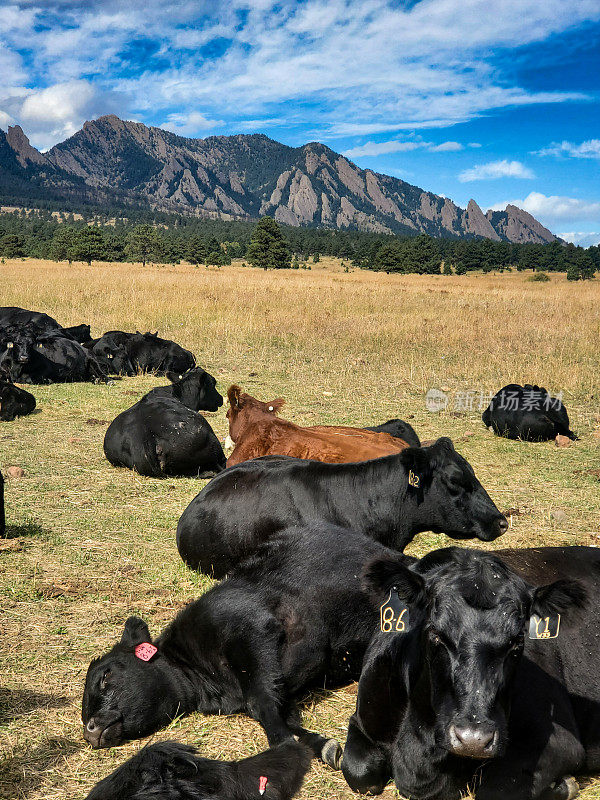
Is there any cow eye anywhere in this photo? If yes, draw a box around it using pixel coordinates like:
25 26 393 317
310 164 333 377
100 669 111 690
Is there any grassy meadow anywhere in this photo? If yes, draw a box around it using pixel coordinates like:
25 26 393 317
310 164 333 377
0 256 599 799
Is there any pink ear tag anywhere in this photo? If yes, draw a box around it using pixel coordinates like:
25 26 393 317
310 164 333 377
135 642 158 661
259 776 268 795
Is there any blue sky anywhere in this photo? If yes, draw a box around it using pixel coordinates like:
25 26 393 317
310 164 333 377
1 0 599 243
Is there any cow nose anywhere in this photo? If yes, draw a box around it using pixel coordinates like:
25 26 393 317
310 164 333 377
449 724 496 758
497 516 509 534
83 718 102 747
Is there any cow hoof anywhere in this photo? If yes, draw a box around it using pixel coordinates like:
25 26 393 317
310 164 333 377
321 738 343 770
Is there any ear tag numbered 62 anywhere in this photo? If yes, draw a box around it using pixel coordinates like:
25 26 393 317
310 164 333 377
380 589 409 634
528 614 560 640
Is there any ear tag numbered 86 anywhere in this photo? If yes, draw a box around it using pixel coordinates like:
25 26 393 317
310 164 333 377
380 589 409 634
528 614 560 640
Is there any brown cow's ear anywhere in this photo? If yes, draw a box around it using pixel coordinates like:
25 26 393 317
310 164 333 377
227 384 242 408
269 398 285 413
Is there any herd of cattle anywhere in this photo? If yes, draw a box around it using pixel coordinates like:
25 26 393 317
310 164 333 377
1 305 596 800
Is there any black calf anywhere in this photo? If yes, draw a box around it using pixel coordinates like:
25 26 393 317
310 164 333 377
342 545 598 800
86 739 311 800
0 376 36 421
82 525 389 766
103 368 225 477
482 384 577 441
177 437 508 577
365 419 421 447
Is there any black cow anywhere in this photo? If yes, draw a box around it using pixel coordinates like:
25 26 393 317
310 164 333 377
342 545 598 800
82 525 392 766
90 330 196 376
86 739 311 800
87 331 136 376
365 419 421 447
103 368 225 477
0 324 106 384
61 323 92 343
0 306 63 335
0 374 36 421
482 384 577 441
0 469 4 537
177 437 508 577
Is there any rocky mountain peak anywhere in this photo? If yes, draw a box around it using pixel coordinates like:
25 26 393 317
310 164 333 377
6 125 47 167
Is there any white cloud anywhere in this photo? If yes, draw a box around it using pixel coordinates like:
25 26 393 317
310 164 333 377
558 231 600 247
1 0 598 147
489 192 600 227
163 110 224 135
343 139 424 157
17 80 100 148
343 138 463 157
429 141 463 152
459 159 535 182
0 110 16 130
535 139 600 159
468 142 482 148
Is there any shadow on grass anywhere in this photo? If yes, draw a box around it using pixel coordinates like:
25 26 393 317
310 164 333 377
2 521 51 540
0 687 69 724
0 736 82 799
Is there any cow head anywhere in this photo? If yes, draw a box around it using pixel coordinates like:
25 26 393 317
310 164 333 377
226 384 285 441
365 548 585 760
82 617 194 749
401 438 508 542
166 368 223 412
0 324 36 375
92 338 135 376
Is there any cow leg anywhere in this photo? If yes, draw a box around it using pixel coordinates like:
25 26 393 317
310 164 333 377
342 714 390 794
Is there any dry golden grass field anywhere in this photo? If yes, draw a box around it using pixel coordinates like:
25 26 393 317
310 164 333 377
1 256 599 799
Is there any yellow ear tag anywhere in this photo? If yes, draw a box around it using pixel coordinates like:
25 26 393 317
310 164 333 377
408 470 420 488
529 614 560 640
380 589 409 634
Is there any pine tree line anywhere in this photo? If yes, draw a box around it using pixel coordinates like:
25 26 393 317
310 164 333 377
0 208 597 280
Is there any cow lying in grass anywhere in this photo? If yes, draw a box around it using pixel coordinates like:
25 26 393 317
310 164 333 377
482 384 577 442
88 330 196 376
0 323 107 384
225 385 411 467
85 739 311 800
0 374 36 421
82 524 392 767
365 418 421 447
104 368 225 477
342 545 597 800
177 437 508 577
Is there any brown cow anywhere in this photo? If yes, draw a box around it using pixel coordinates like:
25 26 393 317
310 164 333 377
225 385 410 466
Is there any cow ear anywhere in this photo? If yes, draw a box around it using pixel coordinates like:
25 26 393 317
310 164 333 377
531 579 587 619
269 398 285 413
227 384 242 409
363 556 424 605
166 371 180 384
400 445 433 490
120 616 152 648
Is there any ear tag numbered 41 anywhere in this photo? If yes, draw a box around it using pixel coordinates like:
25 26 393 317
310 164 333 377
380 589 409 634
528 614 560 640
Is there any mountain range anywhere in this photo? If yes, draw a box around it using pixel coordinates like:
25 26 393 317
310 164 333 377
0 115 557 244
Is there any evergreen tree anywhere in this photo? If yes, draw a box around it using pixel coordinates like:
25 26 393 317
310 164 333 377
247 217 290 270
186 235 208 265
49 226 77 263
126 224 161 266
0 233 25 258
71 227 106 265
374 242 404 272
